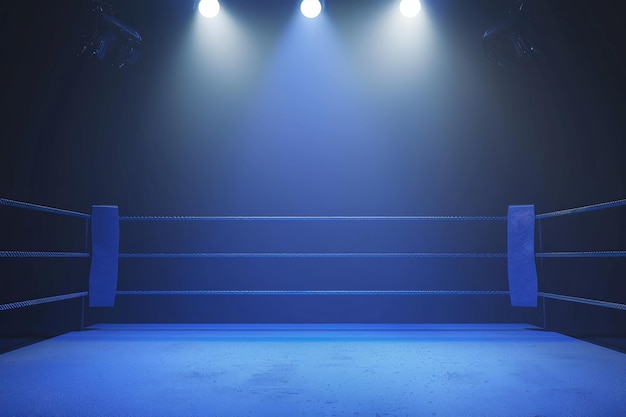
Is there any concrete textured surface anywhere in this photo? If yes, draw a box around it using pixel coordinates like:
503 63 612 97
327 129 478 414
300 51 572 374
0 324 625 416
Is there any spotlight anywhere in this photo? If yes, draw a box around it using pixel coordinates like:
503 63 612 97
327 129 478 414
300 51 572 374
399 0 421 18
199 0 220 18
300 0 322 19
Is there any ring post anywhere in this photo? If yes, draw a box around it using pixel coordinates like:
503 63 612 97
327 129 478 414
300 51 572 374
507 205 538 307
88 205 119 307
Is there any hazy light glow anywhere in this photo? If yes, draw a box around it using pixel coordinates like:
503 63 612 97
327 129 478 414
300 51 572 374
198 0 220 18
350 0 435 92
180 5 259 89
300 0 322 19
399 0 421 18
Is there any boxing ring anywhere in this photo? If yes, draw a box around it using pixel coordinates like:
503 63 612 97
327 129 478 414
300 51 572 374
1 197 625 416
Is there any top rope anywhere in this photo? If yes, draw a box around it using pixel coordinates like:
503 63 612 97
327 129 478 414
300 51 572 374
119 215 507 221
0 198 90 219
536 198 626 219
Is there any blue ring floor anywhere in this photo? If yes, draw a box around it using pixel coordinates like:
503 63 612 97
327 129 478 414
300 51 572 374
1 324 625 416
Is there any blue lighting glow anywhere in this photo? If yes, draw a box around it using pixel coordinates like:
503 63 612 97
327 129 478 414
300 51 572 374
231 12 395 215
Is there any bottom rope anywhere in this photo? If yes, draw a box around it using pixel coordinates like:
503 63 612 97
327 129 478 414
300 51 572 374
538 292 626 311
0 292 88 311
116 290 509 296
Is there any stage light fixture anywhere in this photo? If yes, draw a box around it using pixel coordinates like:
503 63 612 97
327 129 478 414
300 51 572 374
399 0 421 18
199 0 220 18
79 0 142 69
482 1 540 67
300 0 322 19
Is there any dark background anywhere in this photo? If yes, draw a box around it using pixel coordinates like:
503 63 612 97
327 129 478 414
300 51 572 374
1 0 625 347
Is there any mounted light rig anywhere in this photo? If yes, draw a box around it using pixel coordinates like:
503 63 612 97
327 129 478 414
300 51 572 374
80 0 142 69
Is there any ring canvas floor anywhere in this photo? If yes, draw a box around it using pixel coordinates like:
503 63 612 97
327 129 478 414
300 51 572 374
0 324 624 416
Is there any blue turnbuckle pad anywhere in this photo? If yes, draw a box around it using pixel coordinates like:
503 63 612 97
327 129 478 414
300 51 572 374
88 206 119 307
507 205 538 307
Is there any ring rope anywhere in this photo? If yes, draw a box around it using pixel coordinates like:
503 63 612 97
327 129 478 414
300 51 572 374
536 251 626 258
116 290 510 296
0 292 88 311
0 198 90 219
538 292 626 311
119 215 507 222
118 252 507 259
0 251 90 258
4 197 625 222
536 198 626 219
4 251 621 259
